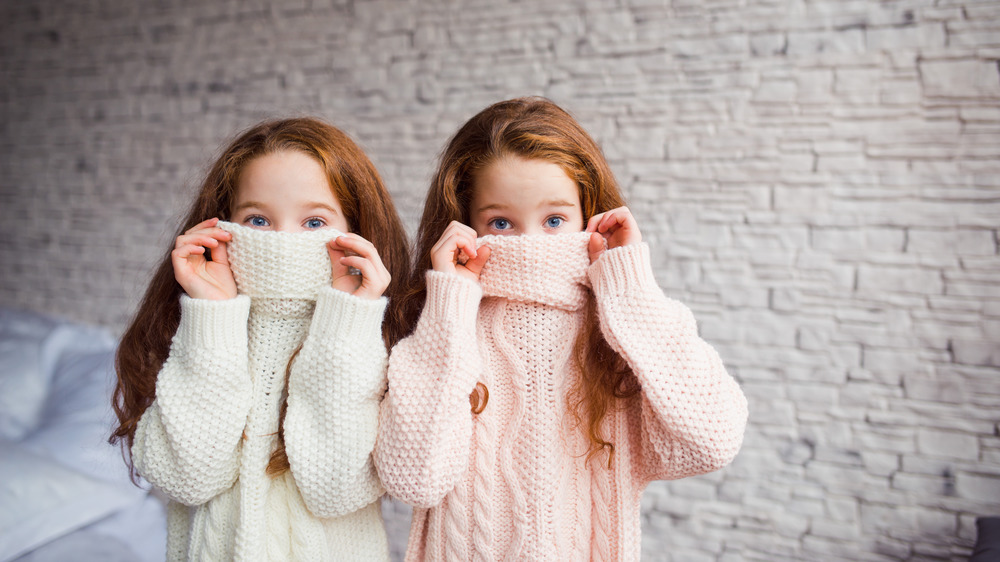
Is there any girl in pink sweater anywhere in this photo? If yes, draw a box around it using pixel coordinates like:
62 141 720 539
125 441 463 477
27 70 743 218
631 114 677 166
376 97 748 561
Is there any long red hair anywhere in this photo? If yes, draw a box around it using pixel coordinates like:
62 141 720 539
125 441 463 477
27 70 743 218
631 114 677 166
110 117 410 480
400 97 639 465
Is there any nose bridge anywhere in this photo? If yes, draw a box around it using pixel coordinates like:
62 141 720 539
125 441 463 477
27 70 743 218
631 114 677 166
274 218 300 233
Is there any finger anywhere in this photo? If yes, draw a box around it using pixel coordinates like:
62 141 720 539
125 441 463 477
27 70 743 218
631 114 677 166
175 233 216 249
432 224 478 272
598 209 626 233
604 206 638 232
326 239 347 259
171 247 205 287
331 234 380 260
341 256 389 296
184 217 221 235
455 234 479 262
346 243 391 280
209 238 230 266
341 256 389 288
175 230 230 249
339 255 375 276
588 232 606 263
463 245 491 277
333 236 386 281
437 231 477 264
172 244 207 260
438 222 478 249
445 220 478 238
327 244 351 278
586 211 609 233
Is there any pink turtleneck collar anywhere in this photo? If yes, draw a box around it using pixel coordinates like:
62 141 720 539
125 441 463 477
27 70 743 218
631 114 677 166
476 232 592 312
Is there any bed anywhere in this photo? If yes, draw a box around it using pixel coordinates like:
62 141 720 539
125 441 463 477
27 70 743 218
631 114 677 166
0 306 166 562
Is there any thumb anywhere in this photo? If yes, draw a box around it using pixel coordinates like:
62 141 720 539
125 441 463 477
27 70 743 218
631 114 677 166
588 232 606 263
464 245 492 277
211 239 231 267
327 240 348 274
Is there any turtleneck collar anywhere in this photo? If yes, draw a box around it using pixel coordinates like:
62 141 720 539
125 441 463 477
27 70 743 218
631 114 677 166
476 232 592 311
218 221 344 303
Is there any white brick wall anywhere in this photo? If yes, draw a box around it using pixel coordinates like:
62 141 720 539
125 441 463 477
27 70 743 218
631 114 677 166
2 1 998 560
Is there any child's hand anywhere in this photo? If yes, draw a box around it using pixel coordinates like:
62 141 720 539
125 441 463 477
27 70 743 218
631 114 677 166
328 233 391 299
585 206 642 263
171 218 238 300
430 221 491 281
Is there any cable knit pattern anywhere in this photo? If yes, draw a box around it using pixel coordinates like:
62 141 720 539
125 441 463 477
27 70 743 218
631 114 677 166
376 232 748 561
134 221 389 561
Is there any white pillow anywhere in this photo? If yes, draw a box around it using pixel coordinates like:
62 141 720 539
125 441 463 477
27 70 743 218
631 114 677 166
0 309 114 442
24 347 132 485
0 442 139 562
0 328 50 441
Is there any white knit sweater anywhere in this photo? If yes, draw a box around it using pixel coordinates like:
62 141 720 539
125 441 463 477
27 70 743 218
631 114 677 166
133 222 390 561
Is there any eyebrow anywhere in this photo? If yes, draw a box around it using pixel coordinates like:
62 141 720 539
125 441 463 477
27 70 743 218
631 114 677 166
475 199 577 214
232 201 342 215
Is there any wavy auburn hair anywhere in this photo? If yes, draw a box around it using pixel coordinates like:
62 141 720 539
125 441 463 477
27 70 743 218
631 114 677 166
400 97 639 466
110 117 410 480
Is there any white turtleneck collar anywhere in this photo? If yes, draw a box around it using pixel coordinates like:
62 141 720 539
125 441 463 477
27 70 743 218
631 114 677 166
476 232 592 312
218 221 344 303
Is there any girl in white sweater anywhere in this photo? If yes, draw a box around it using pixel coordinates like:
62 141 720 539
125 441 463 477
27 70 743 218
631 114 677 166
111 118 410 561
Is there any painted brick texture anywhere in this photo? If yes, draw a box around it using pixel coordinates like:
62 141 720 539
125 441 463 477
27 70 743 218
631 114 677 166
2 1 998 560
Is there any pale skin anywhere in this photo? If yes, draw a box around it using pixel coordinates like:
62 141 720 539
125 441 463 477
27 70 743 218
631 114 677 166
171 150 390 300
430 155 642 280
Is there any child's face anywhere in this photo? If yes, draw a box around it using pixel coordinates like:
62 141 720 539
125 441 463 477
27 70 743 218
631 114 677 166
231 150 349 233
469 155 583 237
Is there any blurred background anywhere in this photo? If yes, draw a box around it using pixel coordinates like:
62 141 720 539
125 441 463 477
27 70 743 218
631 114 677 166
2 0 998 560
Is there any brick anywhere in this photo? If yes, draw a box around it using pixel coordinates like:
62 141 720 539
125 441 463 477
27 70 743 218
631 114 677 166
917 510 958 537
952 340 1000 367
786 28 865 56
749 32 785 57
868 24 947 51
893 471 954 496
908 228 996 255
874 536 913 559
917 428 980 461
903 374 968 403
955 471 1000 503
752 79 797 103
856 425 917 455
960 106 1000 122
861 451 899 477
857 264 944 296
919 58 1000 97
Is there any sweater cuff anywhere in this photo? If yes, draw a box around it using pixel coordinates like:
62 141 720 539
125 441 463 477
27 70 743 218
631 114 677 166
177 294 250 350
311 286 387 342
588 243 659 298
424 270 482 331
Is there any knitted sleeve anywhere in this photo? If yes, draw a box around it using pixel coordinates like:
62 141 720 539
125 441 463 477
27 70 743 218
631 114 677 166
283 286 388 518
132 295 252 506
588 244 748 484
374 270 484 508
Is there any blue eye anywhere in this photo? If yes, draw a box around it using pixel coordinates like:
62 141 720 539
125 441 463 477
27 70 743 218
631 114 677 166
248 215 269 227
490 218 512 231
304 218 325 229
545 216 565 229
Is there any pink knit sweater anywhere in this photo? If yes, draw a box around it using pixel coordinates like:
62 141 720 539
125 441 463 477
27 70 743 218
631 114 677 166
376 233 747 561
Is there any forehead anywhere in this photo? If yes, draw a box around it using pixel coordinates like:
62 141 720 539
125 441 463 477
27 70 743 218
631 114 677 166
235 150 334 202
471 156 579 208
